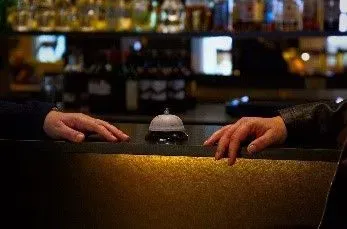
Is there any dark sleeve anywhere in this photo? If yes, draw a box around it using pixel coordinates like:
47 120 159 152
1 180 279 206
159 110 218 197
278 101 347 147
0 101 55 140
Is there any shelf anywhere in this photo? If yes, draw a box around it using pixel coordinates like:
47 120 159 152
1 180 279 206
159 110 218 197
2 30 347 39
10 84 41 92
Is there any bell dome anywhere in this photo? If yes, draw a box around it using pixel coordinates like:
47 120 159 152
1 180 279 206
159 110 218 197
149 108 185 132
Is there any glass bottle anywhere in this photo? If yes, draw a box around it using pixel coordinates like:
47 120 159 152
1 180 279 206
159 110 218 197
105 0 117 30
149 0 160 31
77 0 97 31
239 0 264 32
232 0 242 31
158 0 185 33
324 0 340 31
263 0 275 31
303 0 321 31
213 0 229 31
273 0 284 31
33 0 56 31
94 0 107 31
10 0 33 31
116 0 133 31
282 0 303 31
55 0 73 31
131 0 151 31
185 0 209 31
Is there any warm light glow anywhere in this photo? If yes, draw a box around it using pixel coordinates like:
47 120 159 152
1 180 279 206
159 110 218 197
301 53 310 62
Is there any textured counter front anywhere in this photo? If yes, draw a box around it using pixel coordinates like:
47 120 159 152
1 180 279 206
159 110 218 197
1 124 341 229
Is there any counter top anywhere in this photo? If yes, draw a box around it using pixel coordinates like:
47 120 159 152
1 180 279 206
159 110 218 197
1 123 341 162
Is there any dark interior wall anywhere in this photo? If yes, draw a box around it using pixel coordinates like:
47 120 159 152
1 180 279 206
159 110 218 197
0 36 9 97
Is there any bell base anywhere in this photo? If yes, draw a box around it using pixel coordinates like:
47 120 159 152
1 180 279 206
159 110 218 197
145 131 189 145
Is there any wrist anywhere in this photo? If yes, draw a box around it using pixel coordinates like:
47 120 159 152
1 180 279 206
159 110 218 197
274 116 288 143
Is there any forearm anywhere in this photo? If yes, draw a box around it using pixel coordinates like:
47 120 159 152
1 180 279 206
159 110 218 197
0 101 54 139
279 101 347 147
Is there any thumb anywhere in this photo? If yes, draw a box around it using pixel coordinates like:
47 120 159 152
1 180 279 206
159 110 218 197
57 123 85 142
247 131 275 154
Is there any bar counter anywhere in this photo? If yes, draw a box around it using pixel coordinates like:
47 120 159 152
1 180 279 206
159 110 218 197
2 123 341 229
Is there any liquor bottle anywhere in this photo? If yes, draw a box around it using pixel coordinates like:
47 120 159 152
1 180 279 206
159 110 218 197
105 0 116 30
150 50 169 114
282 0 303 31
336 49 344 73
33 0 56 31
239 0 264 31
185 0 210 31
158 0 185 33
9 0 32 31
232 0 242 31
131 0 151 31
125 63 139 112
213 0 229 31
149 0 160 30
263 0 275 31
303 0 321 31
94 0 107 30
55 0 73 31
77 0 97 31
167 50 187 112
324 0 340 31
116 0 133 31
273 0 284 31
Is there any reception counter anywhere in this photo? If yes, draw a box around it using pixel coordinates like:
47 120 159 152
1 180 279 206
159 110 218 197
2 124 341 229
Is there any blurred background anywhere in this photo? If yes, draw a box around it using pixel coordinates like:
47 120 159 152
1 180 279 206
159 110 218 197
0 0 347 123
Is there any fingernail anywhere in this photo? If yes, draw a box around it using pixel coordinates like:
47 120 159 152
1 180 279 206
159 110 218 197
228 159 236 166
215 151 221 160
76 133 84 142
247 144 256 154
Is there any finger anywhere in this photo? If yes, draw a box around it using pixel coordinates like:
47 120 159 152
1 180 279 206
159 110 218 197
204 124 234 146
215 125 239 160
73 116 117 142
96 119 130 141
57 122 85 143
247 131 275 154
228 124 252 166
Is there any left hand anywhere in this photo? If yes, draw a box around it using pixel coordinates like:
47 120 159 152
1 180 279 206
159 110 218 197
43 111 130 143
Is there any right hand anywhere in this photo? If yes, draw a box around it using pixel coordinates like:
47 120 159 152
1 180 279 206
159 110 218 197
204 116 288 166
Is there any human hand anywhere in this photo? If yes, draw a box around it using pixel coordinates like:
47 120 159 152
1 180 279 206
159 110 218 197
204 116 288 166
43 111 130 143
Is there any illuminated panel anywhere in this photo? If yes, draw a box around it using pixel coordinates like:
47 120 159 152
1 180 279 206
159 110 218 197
35 35 66 63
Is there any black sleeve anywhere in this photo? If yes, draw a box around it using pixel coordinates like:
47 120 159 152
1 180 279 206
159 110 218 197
0 101 55 140
278 101 347 147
